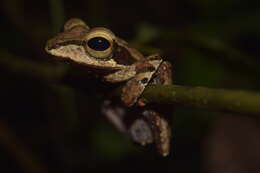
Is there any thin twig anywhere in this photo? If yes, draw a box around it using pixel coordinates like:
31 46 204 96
142 85 260 116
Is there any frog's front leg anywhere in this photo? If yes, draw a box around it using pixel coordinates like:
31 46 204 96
121 54 163 107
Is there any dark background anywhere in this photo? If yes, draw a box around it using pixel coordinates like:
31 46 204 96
1 0 260 172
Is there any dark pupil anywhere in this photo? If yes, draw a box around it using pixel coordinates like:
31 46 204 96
87 37 110 51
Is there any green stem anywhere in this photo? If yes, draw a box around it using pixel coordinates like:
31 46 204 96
143 85 260 115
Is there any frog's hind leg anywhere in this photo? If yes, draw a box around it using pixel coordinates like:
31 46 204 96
141 110 171 156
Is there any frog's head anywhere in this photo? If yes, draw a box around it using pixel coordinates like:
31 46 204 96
45 18 125 69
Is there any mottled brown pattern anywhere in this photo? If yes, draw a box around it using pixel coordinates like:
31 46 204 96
143 110 171 156
135 61 156 73
121 79 143 106
151 61 172 85
146 53 162 61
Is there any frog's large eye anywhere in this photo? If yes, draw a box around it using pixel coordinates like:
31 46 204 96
87 37 110 51
85 28 115 59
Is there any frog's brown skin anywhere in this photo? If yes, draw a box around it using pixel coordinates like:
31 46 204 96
45 18 172 156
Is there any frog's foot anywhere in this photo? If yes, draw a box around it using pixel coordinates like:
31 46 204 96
128 110 171 156
142 110 171 156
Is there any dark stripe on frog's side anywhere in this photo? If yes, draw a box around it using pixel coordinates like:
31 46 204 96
112 42 137 65
47 40 84 50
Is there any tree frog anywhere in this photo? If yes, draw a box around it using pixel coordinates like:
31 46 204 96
45 18 172 156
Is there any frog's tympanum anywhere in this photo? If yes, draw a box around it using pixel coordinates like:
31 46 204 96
45 18 173 156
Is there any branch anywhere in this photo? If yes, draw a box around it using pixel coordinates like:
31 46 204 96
142 85 260 115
